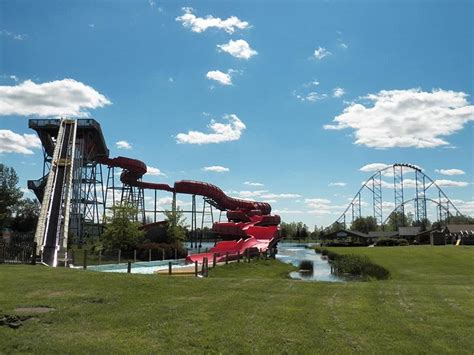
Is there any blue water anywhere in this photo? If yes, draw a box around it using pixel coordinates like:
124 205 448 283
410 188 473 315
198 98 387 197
276 243 343 282
87 259 187 274
87 242 341 281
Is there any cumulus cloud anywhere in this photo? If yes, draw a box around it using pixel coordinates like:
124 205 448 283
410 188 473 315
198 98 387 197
244 181 264 187
324 88 474 148
261 193 301 199
206 70 234 86
434 179 469 187
176 114 246 144
116 140 132 150
202 166 229 173
293 91 327 102
0 130 41 154
217 39 257 59
273 209 304 214
329 182 346 187
359 163 391 172
435 169 466 176
333 87 345 98
231 190 268 198
0 79 111 117
176 7 250 34
313 46 331 59
146 166 166 176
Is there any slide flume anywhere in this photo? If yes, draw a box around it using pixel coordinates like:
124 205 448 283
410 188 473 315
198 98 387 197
100 156 281 263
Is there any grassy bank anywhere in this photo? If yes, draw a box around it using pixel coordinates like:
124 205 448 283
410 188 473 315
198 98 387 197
1 246 473 353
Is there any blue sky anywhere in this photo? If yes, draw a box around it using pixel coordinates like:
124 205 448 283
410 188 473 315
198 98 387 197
1 0 473 227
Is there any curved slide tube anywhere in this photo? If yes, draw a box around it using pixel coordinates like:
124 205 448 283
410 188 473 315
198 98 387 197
99 156 281 263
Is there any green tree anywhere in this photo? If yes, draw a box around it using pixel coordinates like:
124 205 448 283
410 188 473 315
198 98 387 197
0 164 23 229
327 221 345 233
163 207 187 244
350 216 378 234
300 225 309 240
11 198 40 232
386 211 408 231
413 217 431 231
101 203 145 250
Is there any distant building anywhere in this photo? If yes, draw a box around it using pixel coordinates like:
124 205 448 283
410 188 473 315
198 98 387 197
398 226 422 243
368 231 398 239
323 229 372 245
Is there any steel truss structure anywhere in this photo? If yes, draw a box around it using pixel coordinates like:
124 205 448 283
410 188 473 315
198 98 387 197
336 163 464 229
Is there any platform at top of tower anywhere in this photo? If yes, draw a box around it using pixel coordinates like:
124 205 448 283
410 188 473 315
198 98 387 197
29 118 109 159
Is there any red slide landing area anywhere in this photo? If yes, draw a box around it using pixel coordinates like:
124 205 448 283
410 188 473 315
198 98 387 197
99 156 282 265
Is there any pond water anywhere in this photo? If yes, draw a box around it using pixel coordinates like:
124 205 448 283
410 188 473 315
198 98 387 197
87 242 342 281
276 243 343 282
86 259 188 274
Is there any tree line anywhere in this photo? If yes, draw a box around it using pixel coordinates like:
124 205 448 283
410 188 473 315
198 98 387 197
0 164 40 233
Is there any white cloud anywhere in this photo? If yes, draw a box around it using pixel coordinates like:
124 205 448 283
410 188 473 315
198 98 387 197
273 209 304 215
305 198 347 216
313 46 331 60
206 70 234 86
435 169 465 176
9 75 18 82
0 79 111 117
176 114 246 144
294 91 327 102
232 190 268 198
339 42 348 49
434 179 469 187
146 166 166 176
329 182 346 187
217 39 257 60
360 163 391 172
176 7 250 34
333 87 345 98
0 130 41 154
324 88 474 148
244 181 264 187
116 140 132 150
202 165 229 173
261 193 301 199
451 199 474 215
0 29 27 40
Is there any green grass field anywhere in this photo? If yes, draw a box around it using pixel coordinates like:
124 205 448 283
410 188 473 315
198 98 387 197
1 246 473 354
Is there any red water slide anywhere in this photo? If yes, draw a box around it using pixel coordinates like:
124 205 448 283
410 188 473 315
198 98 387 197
100 156 281 263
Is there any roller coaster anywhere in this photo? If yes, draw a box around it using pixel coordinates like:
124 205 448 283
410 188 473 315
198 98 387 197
334 163 465 228
28 118 281 266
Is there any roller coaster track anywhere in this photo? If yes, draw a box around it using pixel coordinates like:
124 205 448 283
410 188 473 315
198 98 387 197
335 163 464 228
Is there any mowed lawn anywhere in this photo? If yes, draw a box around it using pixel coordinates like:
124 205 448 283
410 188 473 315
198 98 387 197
1 246 473 354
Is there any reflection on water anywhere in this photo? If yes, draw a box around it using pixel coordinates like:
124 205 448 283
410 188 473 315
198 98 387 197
276 243 343 282
184 241 343 282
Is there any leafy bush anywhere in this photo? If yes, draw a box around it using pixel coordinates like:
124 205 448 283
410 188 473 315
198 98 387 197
325 241 368 247
299 260 313 271
375 238 409 247
331 254 390 280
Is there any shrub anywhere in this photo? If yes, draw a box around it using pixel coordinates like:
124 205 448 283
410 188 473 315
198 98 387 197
375 238 409 247
331 254 390 280
299 260 313 271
